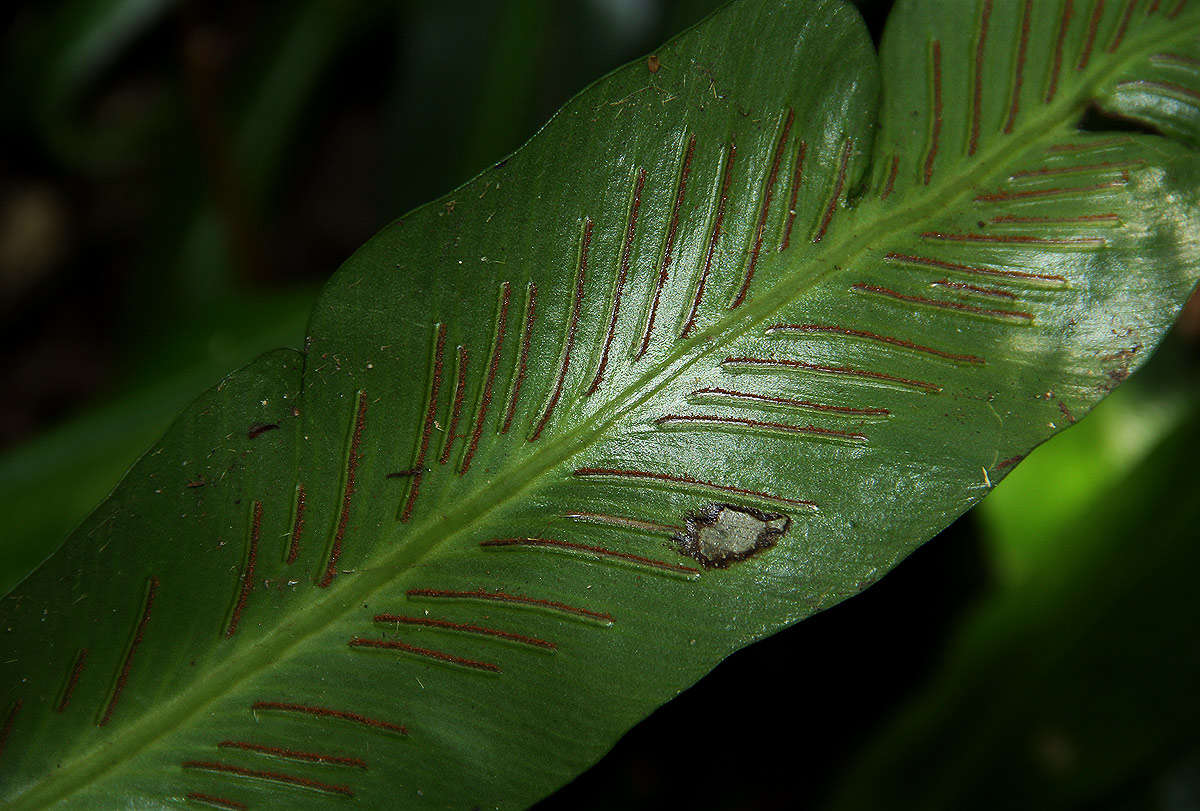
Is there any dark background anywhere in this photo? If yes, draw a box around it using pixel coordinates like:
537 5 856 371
3 2 1199 808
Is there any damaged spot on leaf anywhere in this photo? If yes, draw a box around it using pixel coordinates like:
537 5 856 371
675 504 790 568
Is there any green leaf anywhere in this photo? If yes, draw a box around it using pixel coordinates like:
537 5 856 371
4 0 1200 807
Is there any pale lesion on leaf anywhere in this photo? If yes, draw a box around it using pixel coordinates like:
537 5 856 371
674 503 791 568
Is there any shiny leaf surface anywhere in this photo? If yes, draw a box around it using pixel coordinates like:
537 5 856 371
3 0 1200 807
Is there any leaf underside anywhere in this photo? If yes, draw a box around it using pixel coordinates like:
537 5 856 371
4 0 1200 807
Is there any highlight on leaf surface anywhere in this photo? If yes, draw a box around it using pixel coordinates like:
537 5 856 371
3 0 1200 807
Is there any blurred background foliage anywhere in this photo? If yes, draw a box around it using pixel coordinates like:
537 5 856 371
1 1 1198 808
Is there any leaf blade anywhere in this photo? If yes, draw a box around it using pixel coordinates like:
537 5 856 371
4 0 1200 807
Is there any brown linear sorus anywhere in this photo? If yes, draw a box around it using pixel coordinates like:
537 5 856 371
287 484 306 565
57 648 89 712
723 355 943 393
690 387 891 418
731 108 794 308
990 213 1119 225
851 282 1034 323
439 345 469 464
373 614 556 650
969 0 992 156
1004 0 1033 134
1009 160 1143 179
1107 0 1138 52
781 139 808 245
462 281 511 473
251 701 407 735
814 138 852 243
501 282 538 434
182 761 353 797
924 40 943 185
572 467 819 511
974 179 1126 202
920 231 1104 247
637 133 696 361
480 537 701 577
99 575 159 726
405 588 614 624
318 390 367 588
883 252 1067 286
879 153 898 200
680 141 736 338
530 219 591 441
588 169 646 395
348 637 501 673
402 326 447 522
766 323 985 365
185 792 246 810
217 740 368 769
1076 0 1105 70
1045 0 1074 103
655 413 867 443
225 501 263 639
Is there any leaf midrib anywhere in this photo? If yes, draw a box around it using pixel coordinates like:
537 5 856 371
20 16 1193 807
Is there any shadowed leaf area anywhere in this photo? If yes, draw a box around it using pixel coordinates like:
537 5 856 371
830 397 1200 810
3 0 1200 807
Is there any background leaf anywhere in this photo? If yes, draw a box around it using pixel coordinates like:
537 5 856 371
827 393 1200 810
